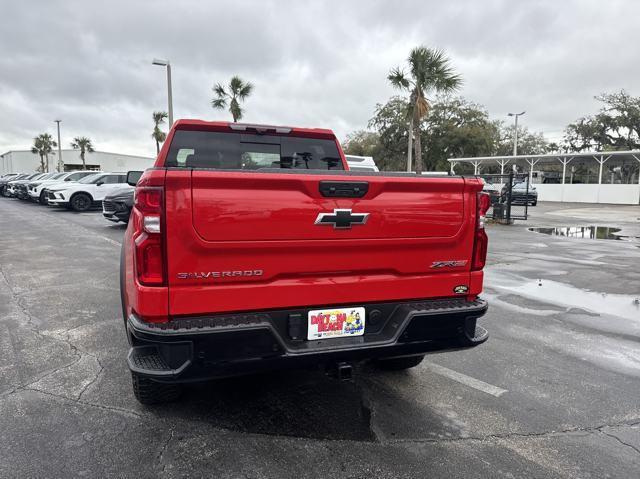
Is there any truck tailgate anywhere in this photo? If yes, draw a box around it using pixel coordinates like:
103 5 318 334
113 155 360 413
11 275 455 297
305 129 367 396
165 170 481 316
191 172 464 240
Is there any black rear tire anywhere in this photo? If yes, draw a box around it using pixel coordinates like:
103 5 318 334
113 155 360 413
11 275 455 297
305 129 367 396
374 355 424 371
70 192 92 211
131 372 182 405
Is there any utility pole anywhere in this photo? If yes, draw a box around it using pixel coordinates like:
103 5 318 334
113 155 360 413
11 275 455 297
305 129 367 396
507 111 526 156
152 58 173 126
54 120 63 172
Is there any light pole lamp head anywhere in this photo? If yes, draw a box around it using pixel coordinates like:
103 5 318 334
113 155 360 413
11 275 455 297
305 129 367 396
508 111 526 117
152 58 169 66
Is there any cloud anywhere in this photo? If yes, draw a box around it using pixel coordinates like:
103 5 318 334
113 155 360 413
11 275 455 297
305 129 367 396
1 0 638 157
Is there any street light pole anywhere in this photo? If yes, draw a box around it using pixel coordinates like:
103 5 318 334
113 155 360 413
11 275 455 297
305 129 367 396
54 120 63 172
507 111 526 156
152 58 173 126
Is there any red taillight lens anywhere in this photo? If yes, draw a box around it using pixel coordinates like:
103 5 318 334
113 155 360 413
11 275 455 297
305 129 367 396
135 187 162 213
133 186 165 286
477 192 491 218
471 228 488 270
135 233 164 285
471 192 490 271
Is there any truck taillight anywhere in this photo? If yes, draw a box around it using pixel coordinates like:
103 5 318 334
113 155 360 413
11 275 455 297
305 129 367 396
471 192 490 271
133 187 165 286
135 233 164 284
135 187 162 214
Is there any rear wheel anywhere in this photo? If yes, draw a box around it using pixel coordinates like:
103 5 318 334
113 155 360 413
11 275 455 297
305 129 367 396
70 192 92 211
374 355 424 371
131 372 182 405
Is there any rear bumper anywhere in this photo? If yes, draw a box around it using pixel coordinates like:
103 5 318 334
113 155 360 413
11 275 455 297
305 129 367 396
126 298 489 383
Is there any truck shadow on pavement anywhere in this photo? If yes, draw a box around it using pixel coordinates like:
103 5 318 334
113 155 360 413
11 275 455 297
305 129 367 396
149 369 378 441
144 366 452 443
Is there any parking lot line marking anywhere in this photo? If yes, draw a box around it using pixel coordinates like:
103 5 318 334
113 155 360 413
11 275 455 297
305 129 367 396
100 236 121 247
424 362 508 397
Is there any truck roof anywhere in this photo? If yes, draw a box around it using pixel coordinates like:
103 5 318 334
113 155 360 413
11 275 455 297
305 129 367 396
172 119 337 139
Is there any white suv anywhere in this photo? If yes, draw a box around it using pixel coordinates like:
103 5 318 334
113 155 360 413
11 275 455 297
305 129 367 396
30 170 100 204
47 172 132 211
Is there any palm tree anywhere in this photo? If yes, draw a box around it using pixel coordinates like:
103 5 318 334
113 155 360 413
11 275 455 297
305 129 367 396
152 111 168 154
31 134 57 172
211 76 254 122
388 47 462 174
70 137 95 170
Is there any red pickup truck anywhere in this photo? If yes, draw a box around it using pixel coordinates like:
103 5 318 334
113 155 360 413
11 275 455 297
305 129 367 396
121 120 490 404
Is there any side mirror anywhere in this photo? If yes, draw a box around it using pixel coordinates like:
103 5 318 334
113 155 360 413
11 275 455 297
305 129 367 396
127 170 143 186
96 181 104 186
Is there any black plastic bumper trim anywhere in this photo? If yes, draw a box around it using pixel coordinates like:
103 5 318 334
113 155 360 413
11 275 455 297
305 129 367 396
126 298 488 379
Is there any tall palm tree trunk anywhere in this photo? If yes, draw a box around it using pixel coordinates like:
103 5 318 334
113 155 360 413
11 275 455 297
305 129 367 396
81 151 86 169
407 117 414 172
156 140 160 154
413 117 423 175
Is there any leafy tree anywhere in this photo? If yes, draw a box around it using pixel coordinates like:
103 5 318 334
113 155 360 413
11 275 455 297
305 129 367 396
388 46 462 173
211 76 254 122
564 90 640 152
495 124 550 156
563 90 640 183
70 137 95 170
342 131 381 157
365 96 501 171
367 97 413 171
422 97 500 171
152 111 168 154
31 134 57 172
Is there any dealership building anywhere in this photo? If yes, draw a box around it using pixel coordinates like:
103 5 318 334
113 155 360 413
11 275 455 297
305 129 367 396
0 149 155 175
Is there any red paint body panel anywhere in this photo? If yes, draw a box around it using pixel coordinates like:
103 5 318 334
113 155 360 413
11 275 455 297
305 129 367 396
190 172 465 241
123 120 485 321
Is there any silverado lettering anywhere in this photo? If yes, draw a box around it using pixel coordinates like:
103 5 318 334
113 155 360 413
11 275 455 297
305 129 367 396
177 270 263 279
120 119 491 404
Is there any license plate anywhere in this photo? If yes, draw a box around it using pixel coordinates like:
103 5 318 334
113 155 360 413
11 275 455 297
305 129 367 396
307 307 365 340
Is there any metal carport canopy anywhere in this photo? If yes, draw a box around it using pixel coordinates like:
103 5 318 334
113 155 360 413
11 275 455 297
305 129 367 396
448 150 640 185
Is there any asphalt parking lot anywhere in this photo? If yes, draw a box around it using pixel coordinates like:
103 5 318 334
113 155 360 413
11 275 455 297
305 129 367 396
1 199 639 478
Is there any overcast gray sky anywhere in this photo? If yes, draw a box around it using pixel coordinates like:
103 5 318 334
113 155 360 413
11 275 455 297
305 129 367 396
1 0 638 157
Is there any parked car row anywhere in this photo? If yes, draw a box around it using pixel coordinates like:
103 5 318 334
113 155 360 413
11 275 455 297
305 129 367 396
0 171 142 223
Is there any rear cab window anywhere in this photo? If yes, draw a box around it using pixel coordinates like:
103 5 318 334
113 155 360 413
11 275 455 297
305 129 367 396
165 130 344 171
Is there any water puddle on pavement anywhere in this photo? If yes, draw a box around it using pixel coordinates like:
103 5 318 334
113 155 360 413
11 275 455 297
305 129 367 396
528 226 638 241
490 274 640 321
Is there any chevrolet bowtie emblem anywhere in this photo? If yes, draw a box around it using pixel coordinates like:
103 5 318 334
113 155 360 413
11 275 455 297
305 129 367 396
314 209 370 229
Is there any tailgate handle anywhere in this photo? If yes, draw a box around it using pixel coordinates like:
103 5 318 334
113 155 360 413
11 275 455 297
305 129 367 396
319 181 369 198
